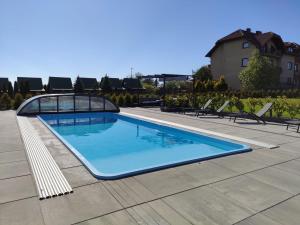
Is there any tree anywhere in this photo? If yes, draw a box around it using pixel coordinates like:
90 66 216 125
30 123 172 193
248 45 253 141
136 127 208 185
214 76 228 91
43 84 49 93
74 76 83 93
195 80 205 92
7 82 13 97
239 50 280 90
193 65 212 82
19 81 30 96
100 75 112 93
13 81 19 96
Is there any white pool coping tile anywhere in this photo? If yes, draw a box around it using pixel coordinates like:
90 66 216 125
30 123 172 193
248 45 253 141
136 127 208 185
120 112 278 149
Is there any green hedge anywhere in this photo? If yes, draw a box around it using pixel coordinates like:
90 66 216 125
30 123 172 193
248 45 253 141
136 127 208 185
165 93 300 119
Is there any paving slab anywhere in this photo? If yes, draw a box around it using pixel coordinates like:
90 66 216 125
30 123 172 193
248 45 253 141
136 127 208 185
274 160 300 176
134 167 197 197
210 152 269 174
0 139 24 153
0 160 30 180
0 197 45 225
254 133 299 145
0 175 36 204
164 186 252 225
76 210 138 225
263 195 300 225
62 166 98 188
103 177 156 208
0 150 26 164
210 175 292 212
247 166 300 194
235 213 283 225
39 183 123 225
127 199 193 225
174 161 238 186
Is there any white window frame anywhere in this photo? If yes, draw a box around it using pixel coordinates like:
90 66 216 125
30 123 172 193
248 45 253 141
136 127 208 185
241 58 249 67
242 42 249 49
288 62 293 70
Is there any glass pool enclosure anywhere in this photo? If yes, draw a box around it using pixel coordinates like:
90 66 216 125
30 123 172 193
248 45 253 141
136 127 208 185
16 94 119 115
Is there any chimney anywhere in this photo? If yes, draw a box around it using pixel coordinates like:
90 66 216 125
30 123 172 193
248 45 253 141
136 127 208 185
246 28 251 32
256 31 262 35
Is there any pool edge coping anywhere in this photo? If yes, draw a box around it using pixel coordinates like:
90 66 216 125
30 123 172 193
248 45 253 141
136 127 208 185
120 112 278 149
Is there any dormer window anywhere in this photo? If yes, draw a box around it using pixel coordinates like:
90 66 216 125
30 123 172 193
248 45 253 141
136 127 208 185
288 62 293 70
288 47 293 53
242 42 249 48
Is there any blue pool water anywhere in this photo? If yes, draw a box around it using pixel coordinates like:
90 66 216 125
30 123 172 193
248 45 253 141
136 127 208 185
38 112 251 179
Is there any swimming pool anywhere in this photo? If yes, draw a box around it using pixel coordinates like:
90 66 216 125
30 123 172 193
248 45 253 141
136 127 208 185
38 112 251 179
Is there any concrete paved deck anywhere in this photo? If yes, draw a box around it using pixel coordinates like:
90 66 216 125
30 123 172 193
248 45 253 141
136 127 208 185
1 108 300 225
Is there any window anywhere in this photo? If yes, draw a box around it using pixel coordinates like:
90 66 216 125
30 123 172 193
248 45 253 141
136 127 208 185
242 42 249 48
288 47 293 53
288 62 293 70
287 77 292 85
241 58 249 67
295 64 298 72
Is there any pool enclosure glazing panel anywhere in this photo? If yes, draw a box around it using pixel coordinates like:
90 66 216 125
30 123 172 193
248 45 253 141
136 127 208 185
90 96 104 111
75 96 89 111
105 100 117 111
58 96 74 112
19 99 39 114
40 97 57 112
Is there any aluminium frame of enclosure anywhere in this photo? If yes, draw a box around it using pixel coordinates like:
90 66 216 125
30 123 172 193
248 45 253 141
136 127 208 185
16 93 120 115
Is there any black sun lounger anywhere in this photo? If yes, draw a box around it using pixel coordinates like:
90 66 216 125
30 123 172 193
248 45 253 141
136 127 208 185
286 119 300 133
195 99 213 117
215 100 230 117
229 102 273 124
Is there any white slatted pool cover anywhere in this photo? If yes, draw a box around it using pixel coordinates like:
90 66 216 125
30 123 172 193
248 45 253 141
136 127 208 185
17 116 73 199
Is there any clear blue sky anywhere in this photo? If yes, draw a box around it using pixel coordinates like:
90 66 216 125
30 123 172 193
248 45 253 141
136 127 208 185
1 0 300 83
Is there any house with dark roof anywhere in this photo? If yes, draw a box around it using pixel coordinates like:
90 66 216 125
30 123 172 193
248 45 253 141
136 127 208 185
122 78 144 91
0 78 10 92
78 77 99 92
206 28 300 89
108 78 123 90
47 77 73 93
17 77 44 93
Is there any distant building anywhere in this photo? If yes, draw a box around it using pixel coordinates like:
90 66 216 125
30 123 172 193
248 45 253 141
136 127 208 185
122 78 144 91
17 77 44 93
0 78 10 92
107 78 123 91
77 77 99 92
206 28 300 89
47 77 73 93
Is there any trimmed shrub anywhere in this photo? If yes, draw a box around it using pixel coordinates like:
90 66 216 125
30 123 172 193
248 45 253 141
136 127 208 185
132 95 138 105
0 93 12 110
14 93 24 109
286 101 299 119
117 95 124 106
246 98 262 113
124 93 132 106
231 96 244 111
273 96 288 118
111 94 117 104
